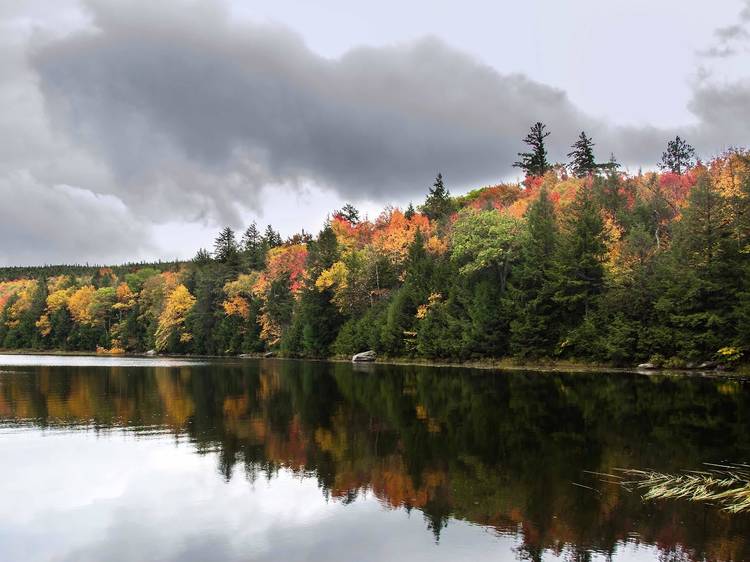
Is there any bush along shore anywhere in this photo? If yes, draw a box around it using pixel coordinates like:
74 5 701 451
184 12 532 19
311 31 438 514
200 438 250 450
1 128 749 370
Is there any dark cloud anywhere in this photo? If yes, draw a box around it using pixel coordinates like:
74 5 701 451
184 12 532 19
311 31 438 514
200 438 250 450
2 0 748 266
31 0 665 221
688 79 750 151
0 173 154 266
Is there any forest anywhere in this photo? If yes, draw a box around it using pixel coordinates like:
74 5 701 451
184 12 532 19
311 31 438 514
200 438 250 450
1 126 749 367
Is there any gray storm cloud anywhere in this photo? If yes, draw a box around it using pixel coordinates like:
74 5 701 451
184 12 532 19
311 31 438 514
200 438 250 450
28 0 679 221
2 0 749 265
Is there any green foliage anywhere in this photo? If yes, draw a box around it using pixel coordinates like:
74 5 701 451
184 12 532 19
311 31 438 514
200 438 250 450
567 131 598 177
513 122 550 177
421 173 454 222
1 151 748 368
659 136 696 175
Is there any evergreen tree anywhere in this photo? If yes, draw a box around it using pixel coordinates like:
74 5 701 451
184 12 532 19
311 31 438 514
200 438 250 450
404 202 416 219
381 230 432 355
510 188 560 357
336 204 360 224
214 227 240 267
241 222 265 269
551 185 607 349
285 225 342 357
421 173 453 222
513 122 551 177
193 248 212 266
567 131 598 177
263 225 283 249
599 152 621 174
659 136 696 175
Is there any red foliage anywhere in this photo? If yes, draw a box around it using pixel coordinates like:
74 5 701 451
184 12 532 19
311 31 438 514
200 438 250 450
658 170 698 207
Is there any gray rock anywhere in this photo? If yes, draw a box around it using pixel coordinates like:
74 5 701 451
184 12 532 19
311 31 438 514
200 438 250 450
145 350 157 356
352 350 377 363
698 361 717 370
637 363 657 370
238 354 253 358
264 351 276 358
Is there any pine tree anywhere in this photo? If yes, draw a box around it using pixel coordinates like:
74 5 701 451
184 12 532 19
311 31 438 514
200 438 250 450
336 204 360 224
288 225 343 357
421 173 453 222
263 225 282 249
404 202 416 220
510 188 560 357
659 136 696 175
193 248 212 265
599 152 621 174
214 227 239 267
513 122 551 177
567 131 598 177
241 222 265 269
551 185 607 344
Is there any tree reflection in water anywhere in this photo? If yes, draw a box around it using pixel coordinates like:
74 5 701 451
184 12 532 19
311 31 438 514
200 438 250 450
1 359 749 561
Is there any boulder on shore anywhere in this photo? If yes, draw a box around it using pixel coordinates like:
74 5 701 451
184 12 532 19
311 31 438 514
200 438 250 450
145 350 157 356
352 350 376 363
264 351 276 358
637 362 657 370
698 361 717 370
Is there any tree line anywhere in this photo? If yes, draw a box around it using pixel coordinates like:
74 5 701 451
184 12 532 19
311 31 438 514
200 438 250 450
1 126 748 367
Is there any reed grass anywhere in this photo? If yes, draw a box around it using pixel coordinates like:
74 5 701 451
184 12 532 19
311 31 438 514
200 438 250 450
611 464 750 513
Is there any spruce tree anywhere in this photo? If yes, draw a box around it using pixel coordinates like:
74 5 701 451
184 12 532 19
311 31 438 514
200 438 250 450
513 122 551 177
214 227 239 267
567 131 598 177
510 188 560 357
263 225 282 249
659 136 696 175
421 173 453 222
336 204 360 224
551 185 607 342
404 202 416 220
241 222 265 269
289 225 343 357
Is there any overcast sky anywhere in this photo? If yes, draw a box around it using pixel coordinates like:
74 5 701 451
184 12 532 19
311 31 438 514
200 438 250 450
2 0 749 266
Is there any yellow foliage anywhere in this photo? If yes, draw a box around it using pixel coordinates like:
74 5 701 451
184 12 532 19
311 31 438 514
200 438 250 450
154 284 196 351
4 279 38 328
315 261 348 292
67 285 96 325
222 274 257 319
47 288 74 312
46 275 71 293
35 314 52 337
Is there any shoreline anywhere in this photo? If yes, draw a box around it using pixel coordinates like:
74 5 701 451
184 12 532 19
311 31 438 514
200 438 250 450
1 349 747 377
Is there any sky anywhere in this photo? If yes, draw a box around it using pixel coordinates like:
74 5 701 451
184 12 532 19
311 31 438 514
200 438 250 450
1 0 749 266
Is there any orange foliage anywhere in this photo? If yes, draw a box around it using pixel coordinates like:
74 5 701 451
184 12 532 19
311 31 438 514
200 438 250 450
254 244 308 297
371 209 432 265
331 215 373 251
113 282 136 311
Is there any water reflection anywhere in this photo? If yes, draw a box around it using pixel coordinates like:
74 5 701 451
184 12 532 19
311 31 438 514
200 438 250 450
1 358 749 561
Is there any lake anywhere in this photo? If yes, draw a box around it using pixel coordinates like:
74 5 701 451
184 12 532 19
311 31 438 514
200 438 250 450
0 355 749 561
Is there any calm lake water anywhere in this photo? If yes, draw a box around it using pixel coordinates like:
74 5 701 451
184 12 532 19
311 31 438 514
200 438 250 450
1 355 749 562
